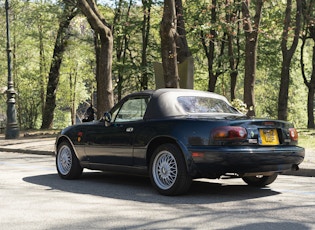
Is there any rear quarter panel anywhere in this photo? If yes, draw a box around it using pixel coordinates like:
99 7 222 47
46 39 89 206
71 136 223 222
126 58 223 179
132 118 229 164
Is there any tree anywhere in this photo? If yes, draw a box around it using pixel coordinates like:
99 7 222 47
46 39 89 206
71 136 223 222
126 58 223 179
41 1 78 129
0 0 310 129
278 0 302 121
160 0 179 88
188 0 240 96
242 0 264 117
226 0 241 101
200 0 226 92
112 0 132 100
301 0 315 128
175 0 191 63
78 0 114 118
140 0 153 90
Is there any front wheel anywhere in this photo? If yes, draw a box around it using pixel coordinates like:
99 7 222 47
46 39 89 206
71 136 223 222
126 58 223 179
56 141 83 179
149 144 192 196
242 173 278 187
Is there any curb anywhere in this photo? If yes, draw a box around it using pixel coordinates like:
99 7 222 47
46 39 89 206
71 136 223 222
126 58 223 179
283 168 315 177
0 148 54 156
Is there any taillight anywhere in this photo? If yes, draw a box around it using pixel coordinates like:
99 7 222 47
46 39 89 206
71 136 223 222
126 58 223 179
289 128 298 141
212 126 247 140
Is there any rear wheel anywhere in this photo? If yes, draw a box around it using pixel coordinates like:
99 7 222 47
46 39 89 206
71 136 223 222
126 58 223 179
149 144 192 196
56 141 83 179
242 173 278 187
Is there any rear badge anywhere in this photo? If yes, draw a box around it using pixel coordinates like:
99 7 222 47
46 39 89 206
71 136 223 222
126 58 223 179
248 139 258 144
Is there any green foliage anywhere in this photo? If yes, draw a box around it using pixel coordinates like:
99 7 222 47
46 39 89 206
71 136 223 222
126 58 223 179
254 57 308 128
231 99 248 114
0 0 313 130
255 69 280 119
0 1 60 129
287 66 308 128
53 16 95 128
298 129 315 150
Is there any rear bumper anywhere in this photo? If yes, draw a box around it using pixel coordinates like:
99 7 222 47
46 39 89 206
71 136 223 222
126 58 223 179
187 145 305 178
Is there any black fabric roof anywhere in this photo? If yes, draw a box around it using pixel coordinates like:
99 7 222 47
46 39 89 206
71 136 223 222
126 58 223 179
141 88 231 120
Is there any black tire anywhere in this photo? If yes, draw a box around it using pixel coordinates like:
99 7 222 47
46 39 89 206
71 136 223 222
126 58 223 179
56 141 83 179
149 143 192 196
242 173 278 187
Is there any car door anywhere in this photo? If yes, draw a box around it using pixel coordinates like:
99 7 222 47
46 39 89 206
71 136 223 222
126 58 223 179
85 96 149 166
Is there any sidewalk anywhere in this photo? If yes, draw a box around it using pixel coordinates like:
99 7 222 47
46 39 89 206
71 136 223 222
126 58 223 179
0 134 55 155
0 132 314 177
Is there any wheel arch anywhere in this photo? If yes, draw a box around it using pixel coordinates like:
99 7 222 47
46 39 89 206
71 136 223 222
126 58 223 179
55 135 79 159
146 136 191 171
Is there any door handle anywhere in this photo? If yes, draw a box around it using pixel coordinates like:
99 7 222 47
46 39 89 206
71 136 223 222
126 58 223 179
126 127 134 133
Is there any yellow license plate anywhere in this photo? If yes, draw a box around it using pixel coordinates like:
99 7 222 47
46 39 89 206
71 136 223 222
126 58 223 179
259 129 279 145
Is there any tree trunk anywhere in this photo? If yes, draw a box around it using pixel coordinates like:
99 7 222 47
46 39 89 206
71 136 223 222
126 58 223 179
69 69 77 125
277 0 301 121
113 0 131 100
307 27 315 128
307 84 315 128
41 3 77 129
39 22 46 118
208 0 217 93
175 0 191 64
160 0 179 88
230 71 238 100
205 0 217 92
200 0 225 93
242 0 264 117
140 0 152 90
301 14 315 128
227 2 241 101
79 0 114 118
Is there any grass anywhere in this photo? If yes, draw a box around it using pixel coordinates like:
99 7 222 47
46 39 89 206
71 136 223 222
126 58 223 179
297 129 315 150
20 129 61 138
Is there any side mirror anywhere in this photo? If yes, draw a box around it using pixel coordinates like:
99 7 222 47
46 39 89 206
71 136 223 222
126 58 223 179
103 112 111 126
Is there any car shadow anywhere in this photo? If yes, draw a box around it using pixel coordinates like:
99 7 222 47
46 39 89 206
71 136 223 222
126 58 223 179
23 171 280 204
224 222 309 230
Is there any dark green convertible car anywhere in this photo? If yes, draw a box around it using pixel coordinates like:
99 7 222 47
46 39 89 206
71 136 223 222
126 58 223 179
55 89 305 195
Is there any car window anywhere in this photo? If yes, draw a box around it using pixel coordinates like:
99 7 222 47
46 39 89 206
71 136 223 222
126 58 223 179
177 96 238 114
113 97 149 123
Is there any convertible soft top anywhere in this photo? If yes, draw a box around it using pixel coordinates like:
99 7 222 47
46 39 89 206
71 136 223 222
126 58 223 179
127 88 235 120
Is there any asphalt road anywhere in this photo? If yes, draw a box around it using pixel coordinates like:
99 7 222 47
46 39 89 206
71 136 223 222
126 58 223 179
1 151 315 230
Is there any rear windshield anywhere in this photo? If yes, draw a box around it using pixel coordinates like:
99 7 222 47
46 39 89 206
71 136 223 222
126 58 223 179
177 96 239 114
